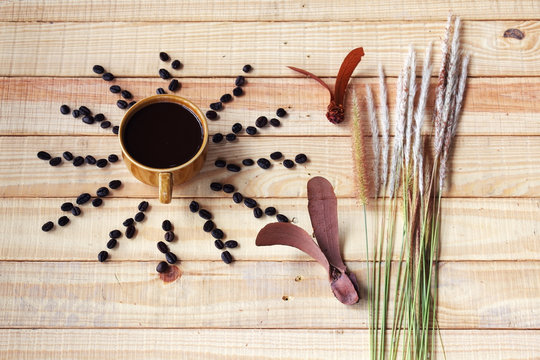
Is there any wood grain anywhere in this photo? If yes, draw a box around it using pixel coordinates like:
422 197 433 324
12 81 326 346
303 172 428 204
0 329 538 360
0 197 538 262
0 21 537 77
0 261 538 329
1 76 539 136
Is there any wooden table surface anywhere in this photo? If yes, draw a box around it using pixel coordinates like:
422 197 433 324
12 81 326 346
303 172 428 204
0 1 539 359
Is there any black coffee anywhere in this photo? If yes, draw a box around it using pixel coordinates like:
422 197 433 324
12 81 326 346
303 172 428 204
124 102 203 168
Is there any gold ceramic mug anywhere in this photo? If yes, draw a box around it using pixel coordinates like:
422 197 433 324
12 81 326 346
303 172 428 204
119 95 209 204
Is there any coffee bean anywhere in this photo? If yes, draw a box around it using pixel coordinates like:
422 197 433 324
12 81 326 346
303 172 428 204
198 209 212 220
270 118 281 127
100 121 111 129
106 238 117 249
255 116 268 128
82 115 95 124
58 216 69 226
171 59 182 70
95 113 105 122
110 85 121 93
159 52 170 61
102 73 114 81
125 225 135 239
257 158 271 169
277 214 289 223
123 218 134 227
232 123 243 133
42 221 54 232
276 108 287 117
159 68 171 79
157 241 169 254
109 230 121 238
295 153 308 164
129 102 136 109
235 75 245 87
164 231 175 242
96 159 108 168
79 106 91 116
72 109 81 118
220 94 232 103
270 152 283 160
189 200 199 213
156 88 166 95
162 220 172 231
264 207 277 216
60 104 70 115
165 252 177 264
117 100 128 109
73 156 84 166
61 202 74 211
214 239 224 249
63 151 73 161
121 90 132 99
76 193 91 205
138 201 149 212
214 159 226 168
206 110 218 120
222 184 235 193
224 240 238 249
156 261 168 273
212 133 224 143
134 212 145 222
283 159 295 168
253 207 263 218
244 198 257 208
49 157 62 166
71 206 81 216
112 126 119 135
93 65 105 74
225 133 236 142
226 164 241 172
233 87 244 97
108 154 118 162
85 155 96 165
210 182 223 191
242 64 252 73
245 125 258 136
92 198 103 207
232 192 243 204
98 250 108 262
168 79 180 92
242 158 254 166
203 220 215 232
221 251 233 264
210 102 223 111
109 180 122 189
97 187 109 197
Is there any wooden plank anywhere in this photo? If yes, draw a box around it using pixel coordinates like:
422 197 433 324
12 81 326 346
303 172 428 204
1 0 538 22
1 76 539 137
0 261 538 329
0 197 538 262
0 135 539 198
0 21 536 77
0 329 538 360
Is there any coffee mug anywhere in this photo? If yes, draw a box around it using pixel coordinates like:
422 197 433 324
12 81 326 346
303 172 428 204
119 95 209 204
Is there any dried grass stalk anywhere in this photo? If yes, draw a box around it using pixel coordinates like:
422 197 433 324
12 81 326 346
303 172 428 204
404 45 417 167
365 85 380 195
378 64 390 189
351 88 370 204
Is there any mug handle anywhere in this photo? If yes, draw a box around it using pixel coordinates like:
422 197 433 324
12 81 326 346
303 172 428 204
159 172 173 204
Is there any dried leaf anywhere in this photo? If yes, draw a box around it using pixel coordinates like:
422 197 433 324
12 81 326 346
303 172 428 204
287 66 333 99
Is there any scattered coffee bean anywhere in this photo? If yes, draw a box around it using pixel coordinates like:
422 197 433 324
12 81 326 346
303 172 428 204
159 52 170 62
189 200 199 213
134 212 145 222
235 75 246 86
206 110 218 120
58 216 69 226
270 151 283 160
62 151 73 161
109 180 122 189
109 230 121 239
71 206 81 216
269 118 281 127
49 157 62 166
244 197 257 208
233 87 244 97
156 88 166 95
203 220 215 232
76 193 91 205
264 207 277 216
72 109 81 118
95 113 105 122
125 225 135 239
110 85 121 93
295 153 308 164
242 158 254 166
210 182 223 191
276 108 287 117
171 59 182 70
159 68 171 79
212 133 224 143
117 100 128 109
82 115 95 124
222 184 235 193
96 159 108 168
96 187 109 197
255 116 268 128
106 238 117 249
162 220 172 231
225 133 236 142
214 239 225 249
123 218 134 227
61 202 74 211
226 164 241 172
220 93 233 103
138 201 149 212
199 209 212 220
257 158 271 169
100 121 111 129
42 221 54 232
79 106 91 116
121 90 132 99
242 64 252 73
60 104 70 115
225 240 238 249
232 123 243 133
92 198 103 207
165 252 178 264
98 250 109 262
283 159 295 168
157 241 169 254
214 159 226 168
232 192 243 204
246 126 257 135
93 65 105 74
156 261 168 273
221 251 233 264
253 207 263 218
85 155 96 165
102 73 114 81
112 126 119 135
168 79 180 92
73 156 84 167
164 231 175 242
277 214 289 223
210 102 223 111
129 101 136 108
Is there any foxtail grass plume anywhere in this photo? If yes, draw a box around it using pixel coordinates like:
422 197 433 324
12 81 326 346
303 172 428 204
351 88 370 204
378 64 390 189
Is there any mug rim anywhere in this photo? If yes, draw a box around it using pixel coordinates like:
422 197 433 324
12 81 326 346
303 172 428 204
118 94 209 173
